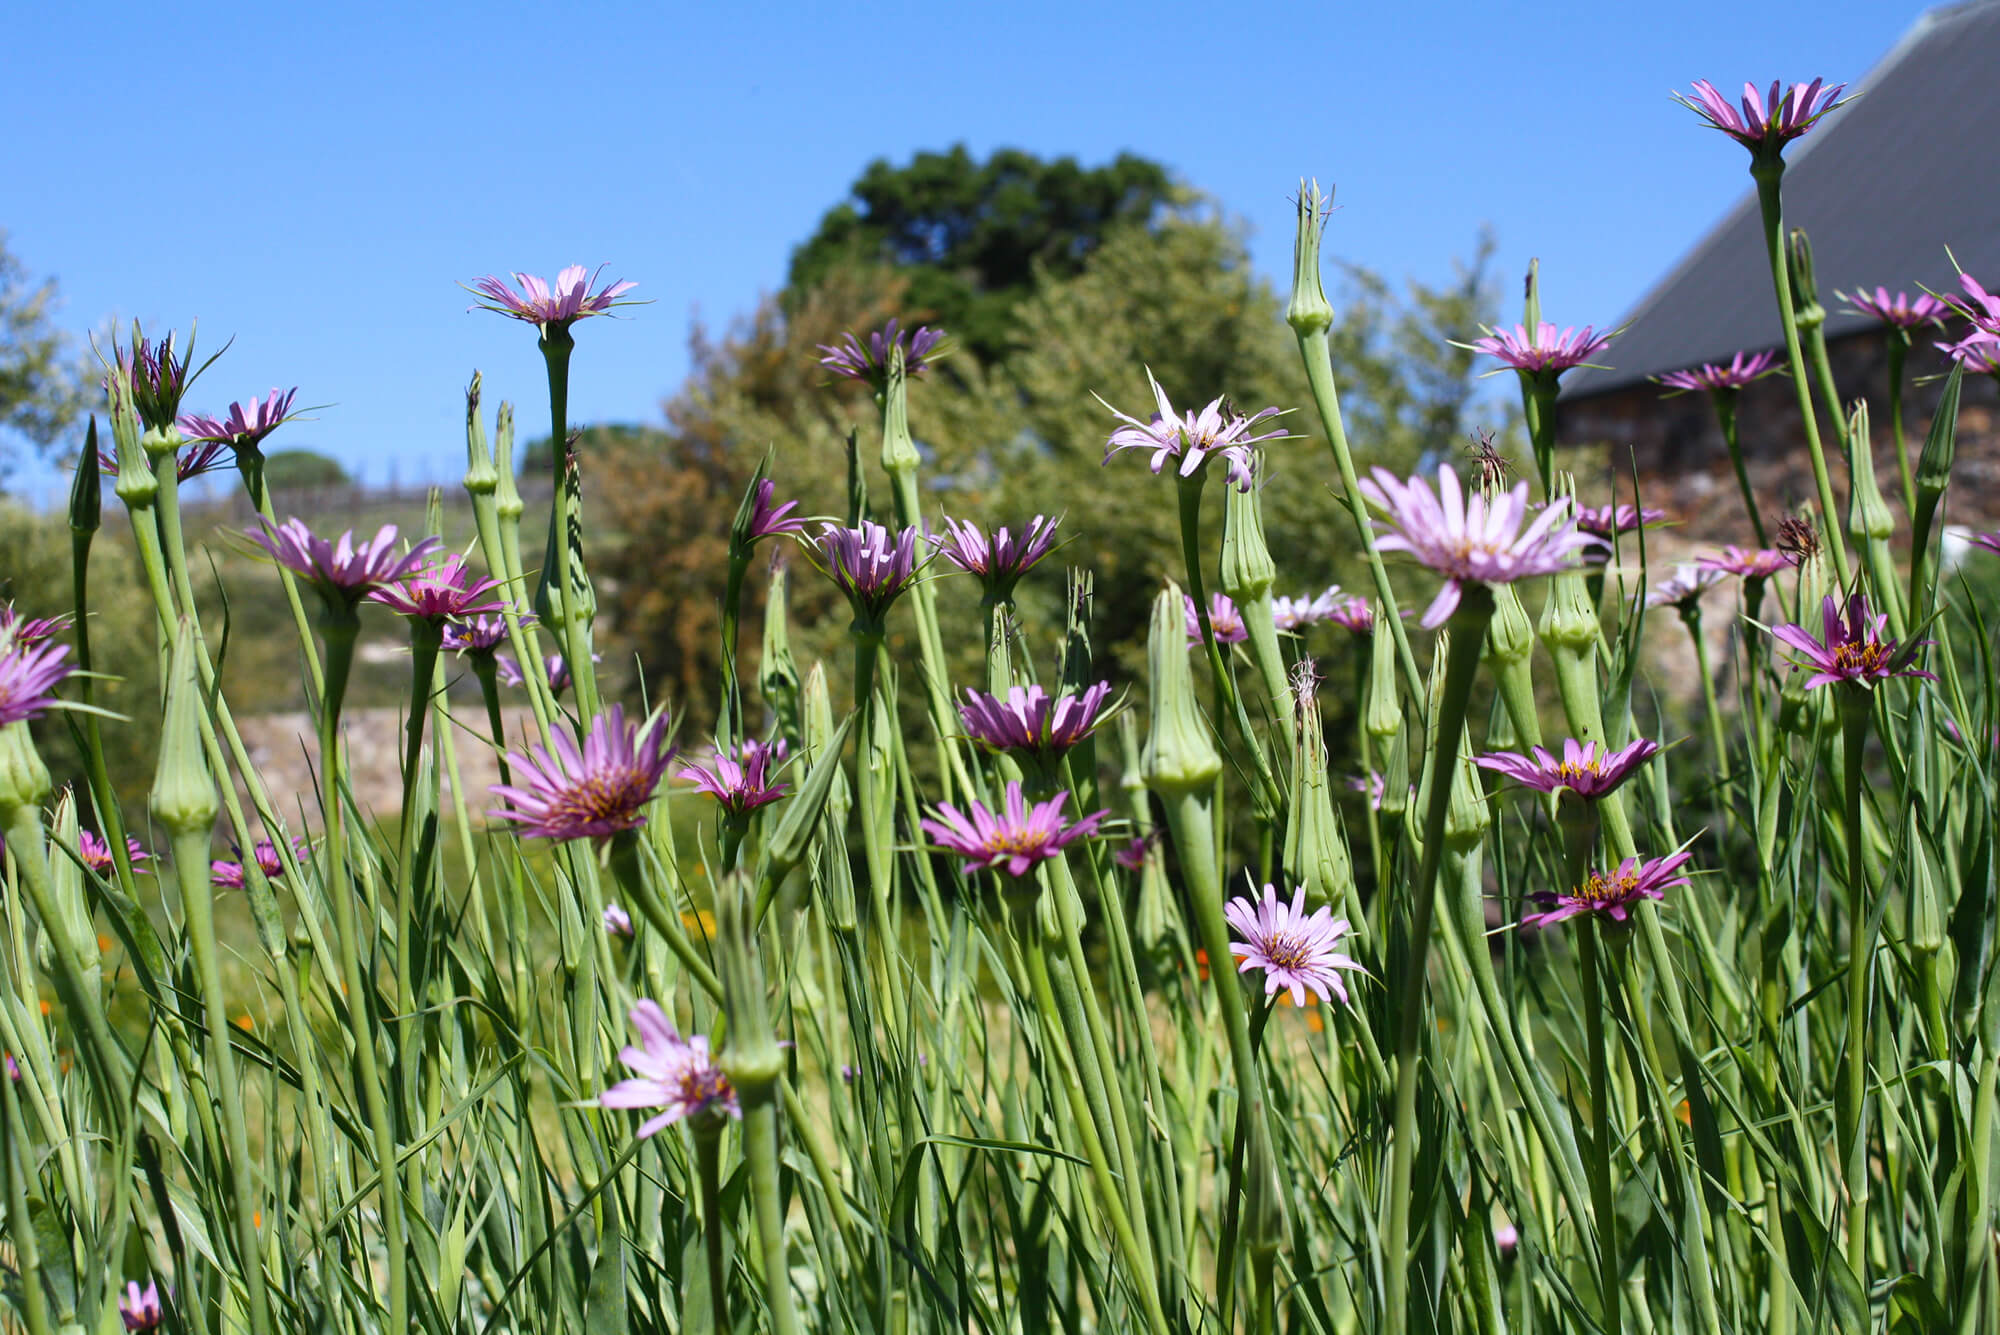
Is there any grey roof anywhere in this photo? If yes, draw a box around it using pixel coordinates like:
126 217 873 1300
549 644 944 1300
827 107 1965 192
1562 0 2000 400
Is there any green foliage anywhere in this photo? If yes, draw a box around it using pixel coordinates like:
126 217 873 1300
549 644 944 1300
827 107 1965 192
259 447 351 489
0 233 88 472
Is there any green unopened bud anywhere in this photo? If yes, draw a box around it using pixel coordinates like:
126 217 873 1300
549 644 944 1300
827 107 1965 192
1484 582 1535 668
493 401 524 523
1845 400 1895 542
141 423 181 466
1787 228 1825 331
0 723 52 817
1364 603 1403 742
1220 463 1277 602
70 419 102 537
763 714 854 883
1285 663 1358 916
1414 631 1452 819
761 553 800 732
150 620 219 837
1907 809 1945 955
1379 729 1411 818
802 663 848 821
1443 741 1490 852
1539 566 1599 651
1142 581 1223 796
713 884 783 1097
463 372 499 497
1286 179 1335 337
43 791 100 983
107 372 156 508
1916 365 1962 509
879 345 920 478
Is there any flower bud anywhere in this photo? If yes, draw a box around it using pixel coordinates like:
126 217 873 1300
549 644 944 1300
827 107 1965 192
1787 228 1825 332
493 401 524 523
0 723 53 817
1379 729 1411 818
149 620 219 838
43 790 100 983
1142 582 1223 796
1915 364 1962 519
1538 566 1599 652
107 371 156 509
1364 603 1403 742
1484 582 1535 668
761 554 800 737
141 423 181 466
1286 180 1335 337
1906 809 1945 955
1220 463 1277 603
1285 663 1358 916
463 372 499 498
801 663 848 822
713 884 784 1097
70 418 102 538
763 714 853 883
1845 400 1895 542
1443 740 1491 852
878 345 920 478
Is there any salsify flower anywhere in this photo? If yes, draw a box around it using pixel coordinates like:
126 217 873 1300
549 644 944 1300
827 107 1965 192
921 781 1106 879
249 519 442 603
77 830 150 875
1973 530 2000 556
680 736 790 815
1224 882 1366 1008
111 329 214 431
0 605 69 649
1940 273 2000 340
1653 349 1781 393
1471 322 1613 375
0 639 73 726
958 682 1113 763
1272 586 1342 632
1348 772 1388 810
1941 333 2000 376
489 705 675 842
1574 503 1668 540
1839 287 1947 331
467 265 637 327
1113 829 1159 871
1700 545 1790 578
98 438 233 482
179 387 301 451
210 836 309 889
741 478 806 544
496 651 594 694
1770 594 1936 690
599 1000 739 1137
1185 591 1249 646
1101 371 1285 491
1675 78 1848 153
603 903 635 939
1358 465 1600 628
931 515 1060 599
817 318 947 387
119 1279 164 1332
1476 737 1660 801
369 553 506 624
1325 596 1376 636
1646 563 1726 610
813 520 927 622
444 612 527 656
1523 851 1695 929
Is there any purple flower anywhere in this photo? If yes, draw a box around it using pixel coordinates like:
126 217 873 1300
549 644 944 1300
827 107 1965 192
444 612 524 656
1654 350 1780 393
1475 737 1660 801
1101 372 1286 492
1699 546 1790 578
111 330 210 431
98 439 234 482
1113 830 1159 871
1272 586 1342 632
211 836 308 889
1675 78 1847 152
813 521 927 621
495 651 593 695
1471 322 1612 375
817 318 947 387
742 479 806 544
921 782 1105 879
1770 594 1935 690
369 553 506 624
600 1000 739 1137
1940 333 2000 375
3 1055 15 1082
680 737 790 815
1524 852 1695 929
1348 772 1389 810
931 515 1061 599
1646 563 1726 610
1574 503 1668 541
1839 288 1947 331
489 706 675 842
1325 596 1376 636
119 1280 164 1332
1974 531 2000 556
1495 1225 1520 1257
78 831 150 875
179 387 301 451
1185 592 1248 646
1358 465 1600 628
603 903 635 939
468 265 637 326
249 519 443 604
957 682 1112 764
0 639 73 726
0 605 69 649
1223 882 1366 1008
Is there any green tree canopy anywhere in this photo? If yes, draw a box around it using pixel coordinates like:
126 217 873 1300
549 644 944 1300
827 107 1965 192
0 232 87 475
785 146 1176 362
261 448 352 489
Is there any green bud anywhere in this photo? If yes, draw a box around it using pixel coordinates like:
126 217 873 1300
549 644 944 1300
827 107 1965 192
802 663 848 821
107 371 156 509
1379 728 1411 818
1286 179 1334 337
150 620 219 838
43 790 100 984
1484 581 1535 668
141 423 181 466
1916 364 1962 508
878 345 920 478
1787 228 1825 331
1284 664 1358 916
1142 581 1223 796
493 401 524 523
69 418 102 537
760 554 800 733
1906 810 1945 955
1845 400 1895 541
1364 603 1403 742
463 372 499 497
1413 630 1451 819
713 883 784 1096
1220 461 1277 603
0 722 53 817
1443 739 1490 852
1539 566 1599 651
763 714 854 883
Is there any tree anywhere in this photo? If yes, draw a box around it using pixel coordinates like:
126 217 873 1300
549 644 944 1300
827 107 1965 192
260 448 352 490
786 146 1176 362
0 233 87 475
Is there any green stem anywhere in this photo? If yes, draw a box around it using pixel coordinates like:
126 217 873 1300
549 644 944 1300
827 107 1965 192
0 1055 50 1335
539 326 601 719
1522 376 1559 502
1683 608 1733 786
1581 920 1621 1335
695 1120 731 1335
741 1088 805 1335
1887 337 1916 521
1838 700 1871 1279
1173 474 1279 808
1711 391 1768 549
237 447 326 705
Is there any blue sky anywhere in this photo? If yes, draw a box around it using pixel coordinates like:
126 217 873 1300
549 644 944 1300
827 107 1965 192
6 0 1923 504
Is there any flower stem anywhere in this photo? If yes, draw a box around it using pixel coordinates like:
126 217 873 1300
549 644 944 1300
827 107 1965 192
1711 390 1768 549
1174 475 1279 809
539 327 601 719
1887 337 1916 521
236 446 325 705
694 1119 731 1335
740 1087 805 1335
1682 607 1733 787
1580 918 1621 1335
1838 698 1872 1279
0 1057 50 1335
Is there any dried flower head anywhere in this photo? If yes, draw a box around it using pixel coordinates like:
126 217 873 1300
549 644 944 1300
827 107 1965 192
1223 882 1366 1007
600 1000 739 1136
1101 372 1285 491
1774 515 1820 565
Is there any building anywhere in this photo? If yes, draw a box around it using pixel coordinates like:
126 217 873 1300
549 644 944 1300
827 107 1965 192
1555 0 2000 538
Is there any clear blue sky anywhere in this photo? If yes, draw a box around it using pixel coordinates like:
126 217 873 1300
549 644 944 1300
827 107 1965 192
6 0 1924 505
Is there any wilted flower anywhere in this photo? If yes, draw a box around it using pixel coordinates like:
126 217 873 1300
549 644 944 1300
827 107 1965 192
1185 592 1248 646
1325 596 1376 636
0 605 68 650
921 782 1105 879
467 265 637 327
1113 829 1160 871
248 519 442 603
680 737 790 816
1101 372 1285 491
1476 737 1660 801
1675 78 1848 153
1653 350 1781 393
1646 563 1726 610
1774 515 1821 565
1223 882 1366 1007
958 682 1112 763
931 515 1060 599
77 830 150 875
118 1279 164 1332
0 639 73 726
1524 851 1695 929
1839 287 1947 331
1699 546 1790 578
210 836 308 890
600 1000 739 1136
369 553 507 624
1574 503 1667 540
814 521 927 622
742 479 806 543
817 318 947 387
179 387 301 451
489 706 675 842
1471 322 1612 375
1771 594 1935 690
1358 465 1599 628
603 903 635 939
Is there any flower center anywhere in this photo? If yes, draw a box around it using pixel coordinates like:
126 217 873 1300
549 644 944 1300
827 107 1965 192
550 769 651 828
1577 868 1641 909
677 1065 733 1110
1261 929 1312 971
1554 759 1604 784
986 826 1047 856
1831 640 1892 675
